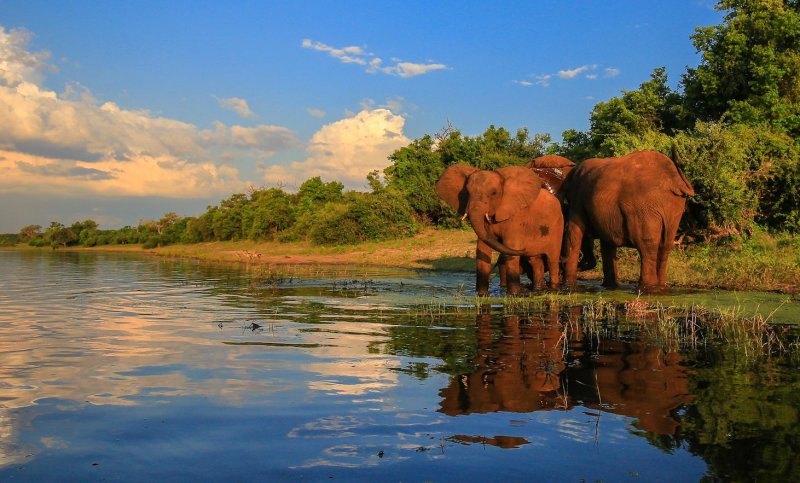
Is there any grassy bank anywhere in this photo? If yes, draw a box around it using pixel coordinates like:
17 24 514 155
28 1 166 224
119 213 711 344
8 228 799 294
146 228 800 294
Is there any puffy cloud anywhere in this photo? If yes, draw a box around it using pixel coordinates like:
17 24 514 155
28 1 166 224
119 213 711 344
215 96 254 118
0 149 246 198
306 108 326 118
513 79 534 87
261 108 409 189
303 38 447 78
0 26 298 199
0 27 52 86
604 67 621 78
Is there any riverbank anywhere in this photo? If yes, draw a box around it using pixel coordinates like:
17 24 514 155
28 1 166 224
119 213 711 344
7 228 799 294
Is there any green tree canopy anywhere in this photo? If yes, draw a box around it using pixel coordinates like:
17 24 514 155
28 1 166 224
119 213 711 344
682 0 800 135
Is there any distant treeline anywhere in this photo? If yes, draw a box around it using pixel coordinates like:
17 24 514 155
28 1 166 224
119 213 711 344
8 1 800 249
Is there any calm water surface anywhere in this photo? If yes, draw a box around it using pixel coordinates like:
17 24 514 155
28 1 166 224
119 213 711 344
0 251 798 481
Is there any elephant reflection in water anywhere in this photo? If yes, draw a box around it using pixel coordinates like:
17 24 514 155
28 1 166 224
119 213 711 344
438 308 692 435
438 310 569 414
580 340 692 434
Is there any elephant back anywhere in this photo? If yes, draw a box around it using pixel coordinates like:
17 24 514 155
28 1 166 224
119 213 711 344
619 151 695 197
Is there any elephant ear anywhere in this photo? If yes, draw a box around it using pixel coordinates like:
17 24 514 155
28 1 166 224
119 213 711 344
436 164 479 215
494 166 542 222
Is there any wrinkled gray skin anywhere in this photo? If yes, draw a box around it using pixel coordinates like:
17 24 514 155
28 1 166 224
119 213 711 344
436 164 563 295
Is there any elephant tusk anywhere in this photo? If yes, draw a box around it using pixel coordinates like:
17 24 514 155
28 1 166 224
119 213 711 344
461 212 468 221
485 213 491 223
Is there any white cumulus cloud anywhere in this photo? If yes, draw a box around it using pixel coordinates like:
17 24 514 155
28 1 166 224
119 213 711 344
261 108 409 189
0 26 299 199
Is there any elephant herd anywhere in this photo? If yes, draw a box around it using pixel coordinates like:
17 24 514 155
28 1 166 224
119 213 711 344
436 150 695 295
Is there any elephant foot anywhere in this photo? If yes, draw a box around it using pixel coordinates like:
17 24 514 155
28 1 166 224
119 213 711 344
578 258 597 271
601 280 620 289
637 283 666 294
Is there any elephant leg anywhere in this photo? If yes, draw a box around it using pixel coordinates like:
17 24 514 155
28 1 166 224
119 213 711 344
504 255 522 295
531 256 545 289
655 244 671 291
521 257 535 285
476 239 493 296
546 253 560 288
564 217 587 289
637 240 660 292
578 233 597 271
656 215 681 290
498 254 508 288
600 241 620 288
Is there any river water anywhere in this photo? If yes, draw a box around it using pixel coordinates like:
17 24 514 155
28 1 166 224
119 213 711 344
0 250 798 481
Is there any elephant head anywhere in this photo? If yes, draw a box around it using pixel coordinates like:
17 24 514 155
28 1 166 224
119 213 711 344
436 164 542 255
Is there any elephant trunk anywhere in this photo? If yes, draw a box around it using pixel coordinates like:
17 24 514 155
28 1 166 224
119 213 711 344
467 209 526 256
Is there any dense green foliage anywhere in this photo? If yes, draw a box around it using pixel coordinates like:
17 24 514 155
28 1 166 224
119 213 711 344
547 0 800 238
4 0 798 248
384 126 550 226
16 177 418 248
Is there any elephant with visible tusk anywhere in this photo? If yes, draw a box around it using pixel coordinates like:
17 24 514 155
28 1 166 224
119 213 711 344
436 164 563 295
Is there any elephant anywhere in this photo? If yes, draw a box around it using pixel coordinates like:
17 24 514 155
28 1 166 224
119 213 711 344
562 150 695 292
492 154 594 288
527 154 597 272
527 154 577 198
436 164 563 295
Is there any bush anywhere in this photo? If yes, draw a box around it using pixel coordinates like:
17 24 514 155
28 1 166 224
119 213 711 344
142 236 161 249
602 122 800 237
309 202 363 245
308 191 418 246
347 191 417 241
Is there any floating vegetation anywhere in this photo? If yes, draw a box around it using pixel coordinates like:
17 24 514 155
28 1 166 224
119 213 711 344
238 263 799 362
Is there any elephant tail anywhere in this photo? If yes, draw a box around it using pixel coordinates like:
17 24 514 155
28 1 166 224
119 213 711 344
669 143 695 197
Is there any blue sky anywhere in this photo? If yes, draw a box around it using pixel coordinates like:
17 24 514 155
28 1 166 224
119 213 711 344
0 1 723 232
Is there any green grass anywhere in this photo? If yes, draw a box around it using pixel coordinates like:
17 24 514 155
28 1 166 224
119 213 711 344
576 230 800 294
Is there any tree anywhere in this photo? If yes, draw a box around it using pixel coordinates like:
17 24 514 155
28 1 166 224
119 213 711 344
682 0 800 135
384 135 447 223
212 193 248 240
19 224 42 242
156 212 181 236
244 188 295 240
588 67 683 156
548 128 595 162
44 222 78 249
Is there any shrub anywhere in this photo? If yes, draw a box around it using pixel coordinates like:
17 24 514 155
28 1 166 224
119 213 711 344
308 191 418 246
309 202 363 245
